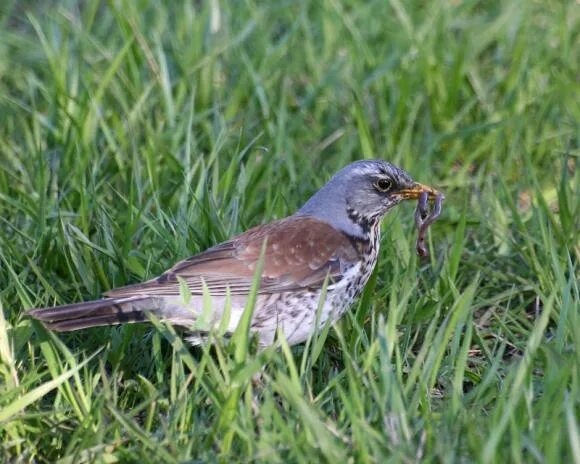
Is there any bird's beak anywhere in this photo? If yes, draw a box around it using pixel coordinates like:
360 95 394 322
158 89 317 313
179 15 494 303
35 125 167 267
397 182 443 201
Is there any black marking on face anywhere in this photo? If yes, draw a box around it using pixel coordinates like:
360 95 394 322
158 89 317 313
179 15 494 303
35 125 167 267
346 207 374 235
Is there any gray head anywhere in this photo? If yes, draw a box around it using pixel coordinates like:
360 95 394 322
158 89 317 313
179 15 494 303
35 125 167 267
298 160 439 237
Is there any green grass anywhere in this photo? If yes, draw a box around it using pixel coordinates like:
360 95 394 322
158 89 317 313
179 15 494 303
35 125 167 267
0 0 578 461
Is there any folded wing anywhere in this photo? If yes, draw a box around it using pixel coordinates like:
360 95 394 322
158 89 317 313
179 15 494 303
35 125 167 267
106 216 360 298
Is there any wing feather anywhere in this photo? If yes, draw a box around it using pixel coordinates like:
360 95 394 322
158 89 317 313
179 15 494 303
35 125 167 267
105 216 360 298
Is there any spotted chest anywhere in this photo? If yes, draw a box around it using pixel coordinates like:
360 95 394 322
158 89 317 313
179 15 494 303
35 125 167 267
328 220 381 317
249 221 381 345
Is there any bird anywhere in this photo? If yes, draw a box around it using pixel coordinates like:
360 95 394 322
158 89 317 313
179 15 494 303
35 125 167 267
27 160 442 347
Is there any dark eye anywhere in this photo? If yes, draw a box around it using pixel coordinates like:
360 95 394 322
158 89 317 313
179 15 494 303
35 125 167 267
375 178 393 192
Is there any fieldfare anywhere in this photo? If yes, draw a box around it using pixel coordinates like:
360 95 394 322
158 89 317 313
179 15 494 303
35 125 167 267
28 160 443 346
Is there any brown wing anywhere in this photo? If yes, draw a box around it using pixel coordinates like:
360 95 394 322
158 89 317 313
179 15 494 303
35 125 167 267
105 216 361 298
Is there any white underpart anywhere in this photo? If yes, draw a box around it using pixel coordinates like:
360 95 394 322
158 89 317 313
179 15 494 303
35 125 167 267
160 226 379 347
153 262 365 346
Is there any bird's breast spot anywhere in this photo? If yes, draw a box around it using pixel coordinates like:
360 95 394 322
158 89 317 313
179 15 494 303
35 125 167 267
329 263 361 290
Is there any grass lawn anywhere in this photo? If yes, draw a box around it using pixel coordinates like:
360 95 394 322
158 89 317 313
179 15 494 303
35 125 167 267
0 0 578 462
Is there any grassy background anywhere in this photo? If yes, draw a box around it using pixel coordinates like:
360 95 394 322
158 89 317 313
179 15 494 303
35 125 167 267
0 0 578 462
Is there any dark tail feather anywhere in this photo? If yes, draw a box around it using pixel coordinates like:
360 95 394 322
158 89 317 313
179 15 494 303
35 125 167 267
27 297 154 332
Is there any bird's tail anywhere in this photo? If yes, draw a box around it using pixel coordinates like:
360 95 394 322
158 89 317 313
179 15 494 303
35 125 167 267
27 296 157 332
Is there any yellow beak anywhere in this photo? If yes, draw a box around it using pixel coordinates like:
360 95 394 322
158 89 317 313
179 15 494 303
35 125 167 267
397 182 443 200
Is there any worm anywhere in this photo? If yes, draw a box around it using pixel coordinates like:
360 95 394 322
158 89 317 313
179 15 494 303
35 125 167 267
414 192 444 257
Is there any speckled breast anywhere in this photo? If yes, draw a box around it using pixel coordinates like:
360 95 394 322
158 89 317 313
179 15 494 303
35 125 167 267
330 222 381 317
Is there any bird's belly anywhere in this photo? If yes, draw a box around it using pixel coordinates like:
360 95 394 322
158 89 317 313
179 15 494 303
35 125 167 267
250 261 376 346
173 259 377 347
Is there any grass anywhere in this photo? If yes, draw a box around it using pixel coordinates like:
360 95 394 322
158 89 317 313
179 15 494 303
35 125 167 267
0 0 578 461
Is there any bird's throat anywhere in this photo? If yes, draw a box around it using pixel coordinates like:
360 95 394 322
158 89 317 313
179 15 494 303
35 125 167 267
346 207 381 236
343 209 381 260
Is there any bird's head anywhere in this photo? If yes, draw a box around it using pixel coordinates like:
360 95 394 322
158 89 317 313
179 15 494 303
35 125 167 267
298 160 442 237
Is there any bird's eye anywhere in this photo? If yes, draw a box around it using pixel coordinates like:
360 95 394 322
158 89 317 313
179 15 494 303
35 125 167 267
375 178 393 192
